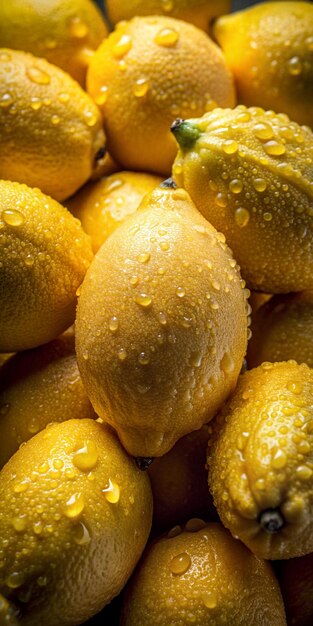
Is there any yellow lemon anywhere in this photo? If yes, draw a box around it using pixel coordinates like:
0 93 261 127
120 522 286 625
248 291 313 369
0 419 152 625
106 0 232 33
87 15 235 175
213 1 313 128
67 171 162 252
172 106 313 293
0 49 105 201
0 180 93 352
207 361 313 560
75 182 248 458
0 0 108 86
0 333 96 469
148 425 217 532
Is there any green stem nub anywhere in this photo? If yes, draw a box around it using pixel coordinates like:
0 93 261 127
259 508 285 533
135 457 154 471
170 118 201 149
160 177 177 189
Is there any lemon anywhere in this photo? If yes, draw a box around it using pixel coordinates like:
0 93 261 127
0 48 105 201
76 182 248 458
0 419 152 625
0 0 108 86
106 0 232 33
148 425 217 532
213 1 313 128
278 551 313 626
207 361 313 560
0 180 93 352
120 521 286 625
248 291 313 369
87 15 235 175
67 171 162 252
172 106 313 293
0 333 96 469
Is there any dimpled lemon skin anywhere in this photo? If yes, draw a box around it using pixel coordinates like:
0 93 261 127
86 16 235 176
0 419 153 626
0 180 93 353
213 2 313 129
0 0 108 87
75 184 248 458
248 291 313 369
120 522 286 626
172 106 313 294
0 49 105 201
67 171 162 253
0 334 96 469
106 0 231 33
207 361 313 560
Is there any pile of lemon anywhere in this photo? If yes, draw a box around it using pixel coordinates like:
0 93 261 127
1 1 313 624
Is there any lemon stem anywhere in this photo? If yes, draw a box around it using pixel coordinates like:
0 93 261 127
160 177 177 189
259 509 285 533
135 457 154 471
171 118 201 149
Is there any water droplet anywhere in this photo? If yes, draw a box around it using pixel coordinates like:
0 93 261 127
220 352 235 374
185 518 206 532
253 178 267 192
63 493 85 519
58 92 70 103
69 17 88 38
11 515 27 532
24 254 35 267
73 440 98 472
102 479 120 504
109 316 119 333
112 34 132 59
161 0 174 11
118 348 127 361
176 286 185 298
138 351 150 365
222 140 238 155
158 311 167 325
13 481 29 494
0 93 13 108
287 56 302 75
95 86 108 106
132 78 150 98
28 418 40 434
2 209 24 226
84 110 98 127
229 179 243 194
296 465 312 480
253 122 274 140
51 114 60 125
170 552 191 575
5 572 24 589
264 140 286 156
155 28 179 47
159 240 170 251
137 251 150 263
73 521 91 545
134 293 152 307
235 207 250 227
287 381 302 394
167 525 182 538
37 575 48 587
202 591 217 609
272 449 287 469
27 66 51 85
33 520 43 535
190 351 202 367
263 212 273 221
